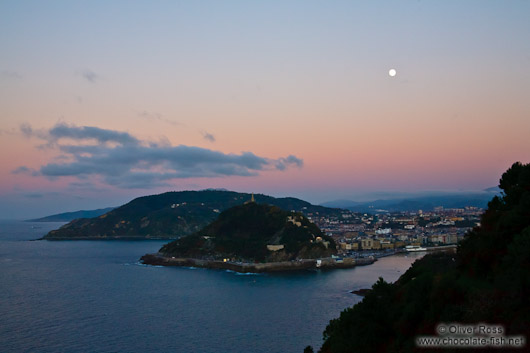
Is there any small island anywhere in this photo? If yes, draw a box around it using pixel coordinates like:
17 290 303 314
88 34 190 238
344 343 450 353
141 201 375 273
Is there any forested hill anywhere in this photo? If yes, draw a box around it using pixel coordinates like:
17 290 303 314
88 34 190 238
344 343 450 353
42 190 342 240
315 162 530 353
160 202 336 262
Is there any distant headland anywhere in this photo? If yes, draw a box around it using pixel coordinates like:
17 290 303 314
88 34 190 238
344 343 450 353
28 207 115 222
41 190 342 240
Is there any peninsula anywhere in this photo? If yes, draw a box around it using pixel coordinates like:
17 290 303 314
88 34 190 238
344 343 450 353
141 201 374 272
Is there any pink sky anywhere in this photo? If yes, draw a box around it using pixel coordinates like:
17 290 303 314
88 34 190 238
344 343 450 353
1 1 529 218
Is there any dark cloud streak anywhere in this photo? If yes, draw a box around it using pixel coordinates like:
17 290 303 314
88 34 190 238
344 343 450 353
15 123 303 189
81 69 98 83
49 123 140 145
202 131 216 142
0 70 22 80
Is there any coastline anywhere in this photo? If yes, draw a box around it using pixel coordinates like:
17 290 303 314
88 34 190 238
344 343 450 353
140 245 457 273
140 253 376 273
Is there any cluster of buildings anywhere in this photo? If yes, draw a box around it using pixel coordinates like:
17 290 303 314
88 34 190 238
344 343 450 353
305 206 483 255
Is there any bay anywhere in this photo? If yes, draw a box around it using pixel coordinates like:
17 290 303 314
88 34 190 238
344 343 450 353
0 220 424 353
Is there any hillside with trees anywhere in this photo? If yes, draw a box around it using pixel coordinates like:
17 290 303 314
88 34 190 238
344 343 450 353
42 190 342 240
160 202 336 262
314 162 530 353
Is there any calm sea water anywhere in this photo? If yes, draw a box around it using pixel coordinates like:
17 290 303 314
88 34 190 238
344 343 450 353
0 220 424 353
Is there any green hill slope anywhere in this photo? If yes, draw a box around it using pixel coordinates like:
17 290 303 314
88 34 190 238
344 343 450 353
42 190 342 239
160 202 336 262
315 162 530 353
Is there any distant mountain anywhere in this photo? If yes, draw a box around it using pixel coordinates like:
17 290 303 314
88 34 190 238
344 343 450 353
483 186 502 193
42 190 343 240
322 192 500 212
28 207 115 222
319 199 363 209
159 202 336 262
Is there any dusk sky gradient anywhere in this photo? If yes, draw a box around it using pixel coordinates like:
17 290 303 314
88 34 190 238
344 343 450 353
1 1 529 218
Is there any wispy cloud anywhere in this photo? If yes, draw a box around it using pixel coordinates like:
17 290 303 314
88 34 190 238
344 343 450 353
67 181 107 193
15 123 303 189
12 166 37 175
20 122 140 147
0 127 18 136
22 192 45 199
275 155 304 170
17 190 62 199
202 131 216 142
138 111 181 126
49 123 140 145
80 69 99 83
20 123 34 138
0 70 22 80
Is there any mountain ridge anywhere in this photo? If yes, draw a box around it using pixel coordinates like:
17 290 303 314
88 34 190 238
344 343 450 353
42 190 344 240
321 191 500 212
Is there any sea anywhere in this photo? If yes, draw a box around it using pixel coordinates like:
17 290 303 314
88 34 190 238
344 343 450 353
0 220 424 353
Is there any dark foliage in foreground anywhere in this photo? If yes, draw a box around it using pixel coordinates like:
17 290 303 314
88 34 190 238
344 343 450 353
316 162 530 353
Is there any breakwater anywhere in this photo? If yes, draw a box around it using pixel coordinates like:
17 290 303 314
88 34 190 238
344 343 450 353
140 253 375 273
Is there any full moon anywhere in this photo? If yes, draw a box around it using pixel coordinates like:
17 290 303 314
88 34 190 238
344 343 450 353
388 68 397 77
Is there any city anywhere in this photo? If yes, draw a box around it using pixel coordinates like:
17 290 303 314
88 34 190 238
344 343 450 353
306 206 483 257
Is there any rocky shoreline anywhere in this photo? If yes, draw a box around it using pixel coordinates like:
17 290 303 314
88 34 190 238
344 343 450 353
140 253 376 273
350 288 371 296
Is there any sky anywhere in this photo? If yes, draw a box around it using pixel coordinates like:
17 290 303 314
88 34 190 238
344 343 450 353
1 0 529 219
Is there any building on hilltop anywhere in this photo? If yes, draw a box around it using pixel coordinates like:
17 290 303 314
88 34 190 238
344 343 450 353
244 193 256 204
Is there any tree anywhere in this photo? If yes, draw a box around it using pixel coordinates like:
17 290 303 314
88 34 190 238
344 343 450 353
316 162 530 353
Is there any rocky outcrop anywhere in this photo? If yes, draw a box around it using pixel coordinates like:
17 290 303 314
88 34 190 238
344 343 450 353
140 253 374 273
